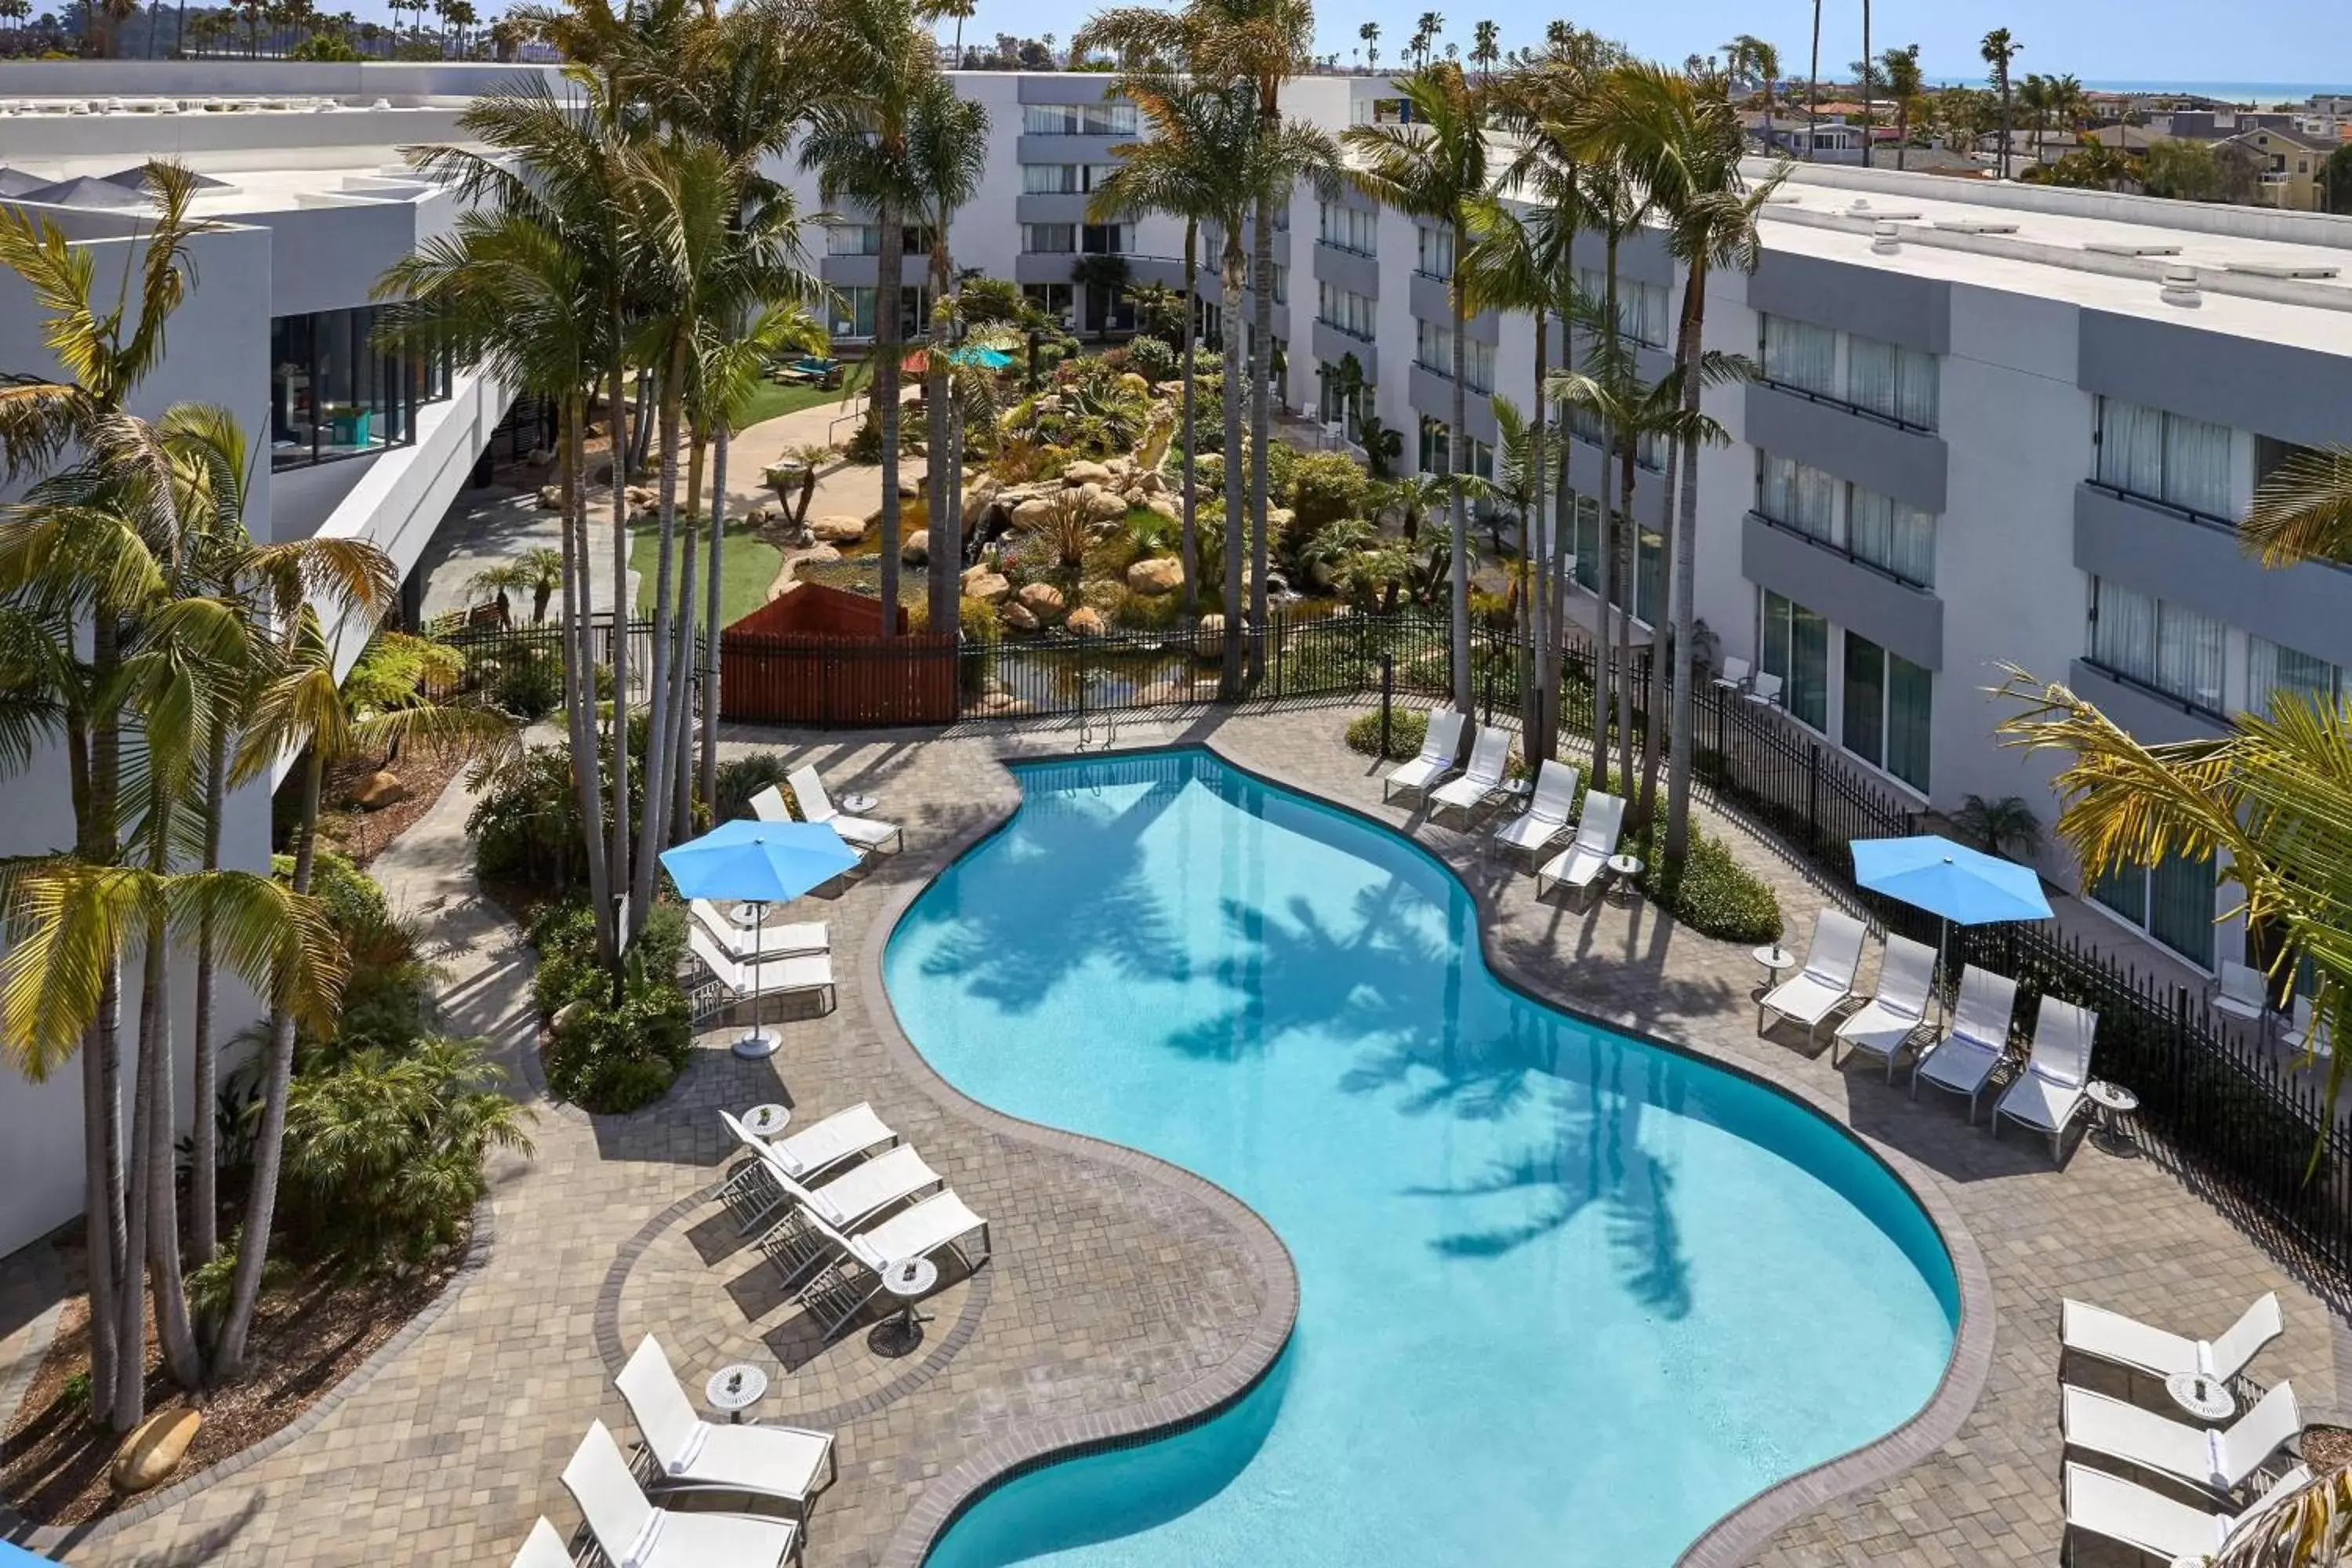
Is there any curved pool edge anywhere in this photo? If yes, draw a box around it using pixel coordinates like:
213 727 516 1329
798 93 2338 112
858 730 1994 1568
848 758 1301 1568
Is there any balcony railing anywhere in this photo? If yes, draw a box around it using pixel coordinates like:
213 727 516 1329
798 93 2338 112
1748 510 1935 592
1755 374 1938 437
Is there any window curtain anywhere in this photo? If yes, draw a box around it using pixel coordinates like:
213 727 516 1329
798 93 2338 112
2096 398 2165 497
1761 454 1835 541
1849 337 1939 429
2161 412 2234 517
2147 848 2216 968
2153 600 2227 709
2090 579 2158 684
2249 637 2339 719
1764 316 1837 396
1849 488 1937 586
1886 652 1933 790
1842 633 1887 767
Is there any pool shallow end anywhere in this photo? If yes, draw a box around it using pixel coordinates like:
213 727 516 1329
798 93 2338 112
858 736 1993 1568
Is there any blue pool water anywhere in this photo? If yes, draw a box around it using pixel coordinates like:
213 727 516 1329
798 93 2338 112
885 750 1957 1567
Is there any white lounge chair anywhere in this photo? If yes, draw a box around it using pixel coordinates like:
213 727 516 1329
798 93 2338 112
2284 996 2333 1062
2064 1461 2311 1563
2062 1380 2303 1499
794 1189 992 1340
1831 933 1938 1080
689 926 837 1014
513 1519 574 1568
1711 655 1751 694
786 765 902 854
1534 789 1624 902
1993 996 2098 1161
1911 967 2021 1122
1758 909 1867 1047
1380 708 1465 802
2063 1290 2283 1388
615 1336 837 1507
2214 959 2271 1026
756 1143 946 1285
690 898 829 962
562 1420 803 1568
1744 670 1784 709
715 1104 898 1232
749 784 793 823
1430 727 1512 818
1493 759 1581 858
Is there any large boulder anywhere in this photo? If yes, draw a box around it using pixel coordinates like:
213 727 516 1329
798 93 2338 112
352 770 406 811
1000 601 1040 632
1143 492 1182 523
1267 506 1295 532
901 530 929 565
1137 470 1167 495
1083 486 1129 522
112 1408 200 1495
1127 557 1185 596
960 475 1002 527
811 515 867 544
960 570 1011 604
1065 606 1108 637
535 484 564 510
1011 495 1058 528
1061 459 1111 487
1017 582 1066 621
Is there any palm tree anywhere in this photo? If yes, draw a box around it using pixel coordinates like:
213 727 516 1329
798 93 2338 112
1805 0 1821 158
2243 446 2352 566
1414 9 1440 67
1573 62 1780 865
2017 72 2050 162
1357 17 1376 72
1725 34 1780 151
909 78 991 637
1469 17 1496 76
1857 0 1872 166
938 0 971 60
1980 27 2021 180
1880 44 1923 169
1094 77 1240 619
798 0 942 644
1345 62 1491 717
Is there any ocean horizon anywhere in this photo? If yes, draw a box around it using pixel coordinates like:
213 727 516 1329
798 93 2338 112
1926 78 2352 103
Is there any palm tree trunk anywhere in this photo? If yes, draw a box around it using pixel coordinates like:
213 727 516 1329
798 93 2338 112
1220 238 1246 699
926 238 956 637
699 419 727 816
1592 232 1620 787
1179 218 1200 619
563 394 613 922
1446 225 1472 717
115 993 151 1428
1860 0 1873 168
631 339 688 933
876 195 906 636
212 747 322 1382
606 347 632 957
1613 439 1635 795
666 448 701 850
1663 263 1714 868
188 721 227 1263
1638 436 1675 825
1527 310 1552 760
134 824 200 1389
80 618 136 1427
1806 0 1820 160
1247 194 1276 686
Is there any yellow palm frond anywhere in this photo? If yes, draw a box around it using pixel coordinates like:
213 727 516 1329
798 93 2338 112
2242 444 2352 571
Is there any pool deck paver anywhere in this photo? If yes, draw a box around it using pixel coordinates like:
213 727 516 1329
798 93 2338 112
1 699 2345 1568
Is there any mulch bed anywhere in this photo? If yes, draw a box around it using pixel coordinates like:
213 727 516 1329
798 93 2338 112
0 1243 459 1528
312 746 470 869
2303 1424 2352 1472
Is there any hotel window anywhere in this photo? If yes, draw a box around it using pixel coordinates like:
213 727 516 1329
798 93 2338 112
1760 590 1830 731
1575 267 1670 350
1758 452 1838 543
1318 363 1373 437
2088 579 2227 712
2094 397 2235 517
1416 224 1454 280
2248 637 2343 719
1418 415 1450 477
2091 848 2216 968
1759 314 1837 396
1841 633 1933 792
1316 200 1377 256
1022 282 1073 321
1022 102 1138 136
827 223 880 256
827 285 927 340
1846 485 1937 586
1021 162 1121 194
1022 223 1077 253
1414 321 1492 393
1848 336 1938 429
1079 223 1128 254
1270 263 1289 305
269 304 450 472
1317 281 1376 339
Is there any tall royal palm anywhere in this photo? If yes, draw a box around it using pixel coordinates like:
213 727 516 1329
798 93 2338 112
797 0 946 638
1880 45 1923 169
1346 61 1492 716
1577 62 1780 865
1980 28 2021 180
909 78 992 637
1725 34 1780 152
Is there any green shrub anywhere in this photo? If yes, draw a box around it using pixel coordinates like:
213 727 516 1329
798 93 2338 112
713 753 796 824
470 720 655 896
530 900 694 1113
490 645 564 720
1288 450 1372 532
1649 833 1784 945
1124 335 1178 383
278 848 388 933
1345 705 1429 761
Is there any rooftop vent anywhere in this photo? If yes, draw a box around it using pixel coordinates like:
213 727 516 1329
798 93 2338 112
1871 220 1902 256
2221 260 2342 281
2083 241 2182 257
2161 263 2201 307
1932 218 2020 234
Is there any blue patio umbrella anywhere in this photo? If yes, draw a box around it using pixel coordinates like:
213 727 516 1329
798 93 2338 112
660 819 858 1058
0 1545 59 1565
1849 833 2053 991
954 345 1016 370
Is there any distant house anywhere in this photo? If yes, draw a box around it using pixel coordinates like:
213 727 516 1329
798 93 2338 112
2145 109 2300 140
2220 124 2338 210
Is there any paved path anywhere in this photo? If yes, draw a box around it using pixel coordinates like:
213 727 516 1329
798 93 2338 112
2 703 2344 1567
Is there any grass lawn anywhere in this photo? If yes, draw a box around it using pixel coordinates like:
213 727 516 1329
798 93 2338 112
630 515 783 628
732 379 857 434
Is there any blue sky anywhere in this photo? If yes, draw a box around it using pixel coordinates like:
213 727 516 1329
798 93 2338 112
943 0 2352 93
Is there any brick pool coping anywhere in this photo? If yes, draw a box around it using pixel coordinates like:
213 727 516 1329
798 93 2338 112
853 729 1995 1568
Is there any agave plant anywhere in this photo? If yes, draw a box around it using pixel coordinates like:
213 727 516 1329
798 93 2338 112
1014 489 1098 578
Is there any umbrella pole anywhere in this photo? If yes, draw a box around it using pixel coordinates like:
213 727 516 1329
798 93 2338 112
735 899 779 1059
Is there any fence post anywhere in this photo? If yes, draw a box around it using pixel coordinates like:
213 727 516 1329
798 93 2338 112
1806 740 1822 853
1480 664 1493 728
1381 652 1395 757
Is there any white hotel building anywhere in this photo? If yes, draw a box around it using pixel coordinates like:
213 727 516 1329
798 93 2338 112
3 60 2352 1250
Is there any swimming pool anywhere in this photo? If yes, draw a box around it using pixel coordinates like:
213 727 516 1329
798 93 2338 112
884 748 1958 1567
